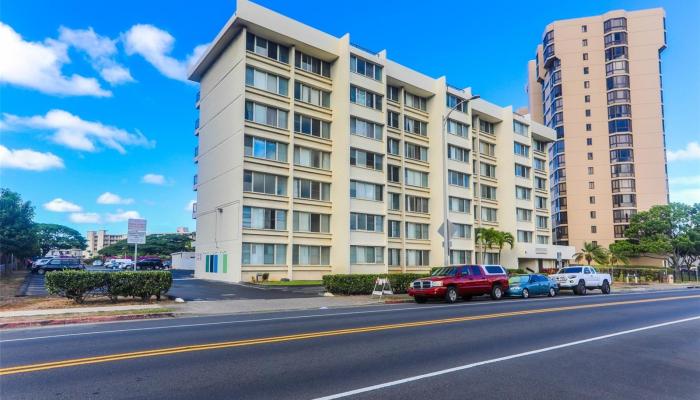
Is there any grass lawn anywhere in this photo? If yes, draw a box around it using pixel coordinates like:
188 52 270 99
260 280 323 286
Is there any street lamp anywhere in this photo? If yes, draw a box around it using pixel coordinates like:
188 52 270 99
441 94 480 267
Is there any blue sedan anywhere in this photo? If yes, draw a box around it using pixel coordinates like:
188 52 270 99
507 274 559 298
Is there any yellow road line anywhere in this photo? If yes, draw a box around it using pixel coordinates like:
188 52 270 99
2 294 699 376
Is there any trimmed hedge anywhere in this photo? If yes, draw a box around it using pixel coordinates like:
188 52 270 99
322 273 426 295
46 271 172 303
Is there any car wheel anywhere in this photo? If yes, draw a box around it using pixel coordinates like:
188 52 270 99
577 280 587 295
490 284 504 300
462 295 472 301
601 280 611 294
37 268 46 275
522 289 530 299
414 296 427 304
549 287 556 297
445 286 458 303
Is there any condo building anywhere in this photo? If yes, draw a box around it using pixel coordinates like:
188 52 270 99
527 9 669 251
84 230 128 258
189 0 573 282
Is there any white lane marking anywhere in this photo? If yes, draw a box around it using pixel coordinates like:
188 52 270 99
1 288 696 343
314 315 700 400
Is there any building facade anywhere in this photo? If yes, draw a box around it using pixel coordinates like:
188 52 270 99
189 0 573 282
84 230 128 258
527 9 669 251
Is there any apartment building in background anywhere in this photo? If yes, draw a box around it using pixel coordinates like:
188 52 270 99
528 9 669 253
188 0 574 282
84 230 127 258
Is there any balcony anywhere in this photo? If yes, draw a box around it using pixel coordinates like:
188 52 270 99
194 118 200 136
194 146 199 162
193 174 198 191
195 90 200 108
191 202 197 219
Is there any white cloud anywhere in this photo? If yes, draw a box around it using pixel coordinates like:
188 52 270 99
44 198 82 212
667 142 700 162
97 192 134 205
69 212 101 224
668 175 700 186
0 22 111 97
58 26 134 85
0 145 64 171
142 173 166 185
1 109 154 154
185 199 196 211
123 24 208 82
670 188 700 205
106 210 141 222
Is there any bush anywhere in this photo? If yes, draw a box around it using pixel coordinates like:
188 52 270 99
322 273 427 295
45 270 172 303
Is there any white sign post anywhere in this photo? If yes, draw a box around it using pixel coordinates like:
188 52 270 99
127 219 147 271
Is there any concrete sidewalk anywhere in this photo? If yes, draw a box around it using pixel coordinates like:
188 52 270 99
0 304 165 318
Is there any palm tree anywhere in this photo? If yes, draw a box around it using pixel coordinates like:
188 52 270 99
574 242 608 265
494 231 515 262
475 227 498 263
607 245 629 266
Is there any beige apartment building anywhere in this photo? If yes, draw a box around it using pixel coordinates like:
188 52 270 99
528 9 669 252
84 230 127 258
188 0 573 282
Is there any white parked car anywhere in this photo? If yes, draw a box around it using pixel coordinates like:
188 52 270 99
550 265 612 295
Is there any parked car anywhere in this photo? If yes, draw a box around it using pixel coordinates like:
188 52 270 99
550 265 612 295
32 258 52 268
136 259 164 270
32 258 84 274
162 260 172 269
92 260 104 267
507 274 558 298
408 265 509 303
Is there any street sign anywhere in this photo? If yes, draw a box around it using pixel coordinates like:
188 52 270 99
437 220 458 239
127 218 147 245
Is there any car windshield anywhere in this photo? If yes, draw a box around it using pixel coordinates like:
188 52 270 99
558 267 583 274
431 267 458 277
508 276 529 285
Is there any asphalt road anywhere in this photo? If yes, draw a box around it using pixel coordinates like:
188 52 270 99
1 288 699 399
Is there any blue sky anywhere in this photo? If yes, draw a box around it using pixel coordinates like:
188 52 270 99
1 0 698 235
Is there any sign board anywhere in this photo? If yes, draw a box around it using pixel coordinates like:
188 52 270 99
437 220 458 239
371 278 394 297
127 218 147 244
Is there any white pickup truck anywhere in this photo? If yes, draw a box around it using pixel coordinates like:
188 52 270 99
550 265 612 295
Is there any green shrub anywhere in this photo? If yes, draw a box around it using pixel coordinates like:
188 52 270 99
46 271 172 303
322 273 426 295
45 271 109 303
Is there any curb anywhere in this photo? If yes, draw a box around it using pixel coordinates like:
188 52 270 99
382 299 413 304
0 312 175 330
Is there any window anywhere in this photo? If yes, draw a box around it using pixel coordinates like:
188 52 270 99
294 51 331 77
293 212 330 233
404 142 428 161
350 246 384 264
536 235 550 244
449 196 470 213
515 164 530 178
350 117 383 141
587 138 593 145
585 95 591 103
536 215 548 229
242 243 286 265
387 138 400 155
604 17 627 33
387 86 400 102
448 144 469 163
350 148 383 170
294 113 330 139
589 181 595 189
452 224 471 239
480 206 497 222
350 85 382 110
293 245 330 265
588 167 594 175
533 139 547 153
293 178 330 201
614 225 627 238
350 55 382 81
612 179 636 193
583 53 588 61
388 193 401 210
450 250 471 265
294 82 330 108
388 249 401 266
607 75 630 90
582 38 588 46
516 208 532 222
610 148 634 163
406 222 429 240
404 92 427 111
586 123 592 131
405 195 429 213
514 142 530 157
244 135 288 162
590 211 597 219
404 116 427 136
479 141 496 156
387 165 401 183
608 104 632 119
585 109 591 117
515 186 531 200
583 67 590 75
243 170 287 196
581 25 588 32
607 89 631 104
350 180 383 201
388 220 401 238
406 250 429 266
534 158 546 171
447 94 468 112
612 194 636 208
535 177 547 190
243 207 287 230
517 230 533 243
535 196 547 209
448 170 469 187
479 120 494 134
246 33 289 63
480 184 497 200
584 80 590 88
587 152 593 160
480 162 496 178
294 146 330 170
447 119 469 138
609 134 633 148
613 209 636 223
606 60 629 76
387 111 400 129
350 213 384 233
404 169 429 188
245 66 288 96
245 101 288 129
513 121 528 136
589 196 596 204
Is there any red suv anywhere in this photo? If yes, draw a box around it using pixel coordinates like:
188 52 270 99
408 265 509 303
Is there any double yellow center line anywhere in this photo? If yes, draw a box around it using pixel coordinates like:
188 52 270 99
2 294 698 376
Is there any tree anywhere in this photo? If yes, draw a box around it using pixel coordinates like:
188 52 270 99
607 243 629 266
98 234 193 257
475 228 514 264
0 188 39 266
574 242 608 265
35 223 87 256
493 231 515 261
